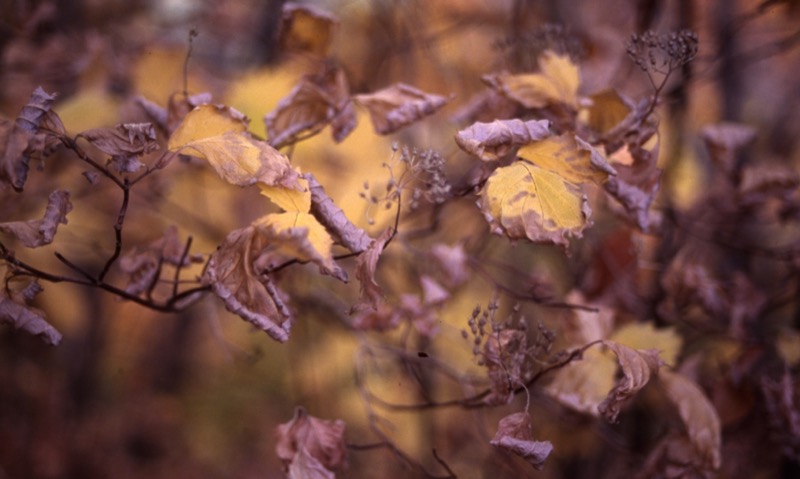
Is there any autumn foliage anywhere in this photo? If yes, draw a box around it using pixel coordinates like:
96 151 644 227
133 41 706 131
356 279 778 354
2 1 800 478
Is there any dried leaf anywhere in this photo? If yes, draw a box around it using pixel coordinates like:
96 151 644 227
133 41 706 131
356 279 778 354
0 278 61 345
352 228 393 312
278 3 339 57
0 190 72 247
483 50 580 109
598 341 663 422
255 212 346 281
265 65 356 148
305 173 372 253
168 105 298 188
490 412 553 470
1 87 58 191
455 119 551 162
354 83 449 135
203 226 293 342
79 123 158 158
660 370 722 471
276 407 347 475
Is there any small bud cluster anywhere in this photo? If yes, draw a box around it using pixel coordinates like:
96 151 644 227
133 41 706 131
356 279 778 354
626 30 699 75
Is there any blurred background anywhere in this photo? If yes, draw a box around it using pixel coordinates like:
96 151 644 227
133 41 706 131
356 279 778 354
2 0 800 477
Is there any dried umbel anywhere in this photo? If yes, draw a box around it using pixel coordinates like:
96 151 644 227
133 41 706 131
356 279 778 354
626 30 699 75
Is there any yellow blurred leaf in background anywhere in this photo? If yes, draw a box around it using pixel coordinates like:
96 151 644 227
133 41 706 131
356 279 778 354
484 50 580 109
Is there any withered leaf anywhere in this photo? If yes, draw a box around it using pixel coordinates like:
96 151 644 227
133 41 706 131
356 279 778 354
598 340 663 422
0 190 72 247
203 225 293 342
0 278 61 345
79 123 158 158
490 412 553 471
585 89 632 136
354 83 449 135
255 212 346 282
352 228 393 312
305 173 372 253
1 87 58 191
278 3 339 57
265 65 356 148
455 119 551 162
660 370 722 471
276 407 347 475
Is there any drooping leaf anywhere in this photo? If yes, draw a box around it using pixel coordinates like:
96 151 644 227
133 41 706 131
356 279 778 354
0 190 72 248
278 3 339 57
0 277 61 345
598 340 663 422
354 83 449 135
483 50 580 109
660 370 722 471
305 173 372 254
168 105 298 188
352 228 393 312
203 225 293 342
1 87 58 191
265 65 356 148
276 407 348 476
490 412 553 470
455 119 551 162
255 212 346 281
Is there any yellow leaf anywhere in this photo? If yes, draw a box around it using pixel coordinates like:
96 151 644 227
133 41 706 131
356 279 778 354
479 161 590 246
517 134 615 185
168 104 248 148
168 105 297 188
256 212 344 281
545 347 616 416
610 322 683 367
484 50 580 109
259 178 311 213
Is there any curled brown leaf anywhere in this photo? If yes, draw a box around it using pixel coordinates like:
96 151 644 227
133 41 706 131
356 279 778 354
490 412 553 470
354 83 449 135
203 226 292 342
455 119 551 162
278 2 339 57
0 277 61 345
0 190 72 248
276 406 347 476
598 340 663 423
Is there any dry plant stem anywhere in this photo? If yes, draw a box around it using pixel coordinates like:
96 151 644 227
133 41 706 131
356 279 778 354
467 256 599 313
362 340 603 411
